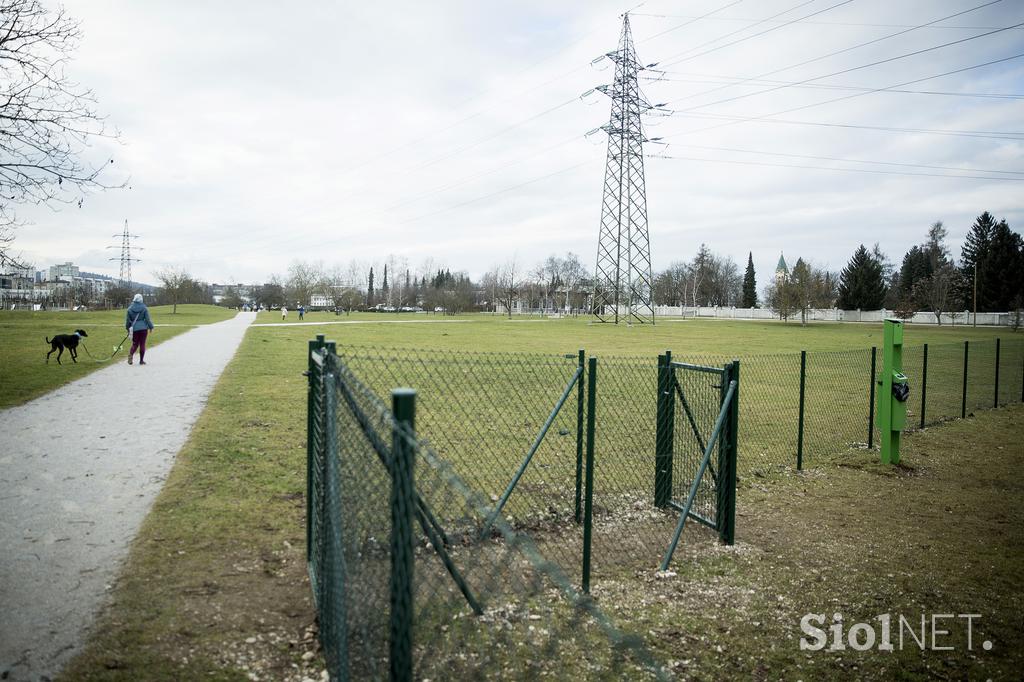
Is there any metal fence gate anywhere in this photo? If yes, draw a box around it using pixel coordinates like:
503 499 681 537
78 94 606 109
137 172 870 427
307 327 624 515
655 353 739 569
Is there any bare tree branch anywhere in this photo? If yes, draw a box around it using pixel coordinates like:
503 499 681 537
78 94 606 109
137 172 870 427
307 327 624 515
0 0 122 263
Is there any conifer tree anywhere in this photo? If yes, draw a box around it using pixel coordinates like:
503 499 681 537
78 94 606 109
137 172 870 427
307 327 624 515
741 252 757 308
837 244 886 310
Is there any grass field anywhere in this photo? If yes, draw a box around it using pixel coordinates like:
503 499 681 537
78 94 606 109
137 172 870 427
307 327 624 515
59 311 1024 679
0 304 236 409
255 310 1008 355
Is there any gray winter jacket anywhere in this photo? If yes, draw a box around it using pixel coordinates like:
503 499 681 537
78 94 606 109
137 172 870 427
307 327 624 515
126 301 154 332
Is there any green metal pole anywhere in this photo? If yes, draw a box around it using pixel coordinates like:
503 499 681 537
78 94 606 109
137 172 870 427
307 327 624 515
878 320 905 465
655 350 674 508
920 343 928 429
994 338 1001 408
797 350 806 470
574 349 585 524
322 360 348 677
582 357 597 594
306 336 319 564
962 341 969 418
720 361 739 545
867 346 876 448
390 389 416 682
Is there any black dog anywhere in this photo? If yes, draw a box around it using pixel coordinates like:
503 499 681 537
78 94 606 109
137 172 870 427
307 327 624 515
45 329 88 365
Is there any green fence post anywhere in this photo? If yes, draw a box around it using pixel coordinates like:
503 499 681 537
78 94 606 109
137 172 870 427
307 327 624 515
962 341 969 418
719 360 739 545
797 350 806 470
655 350 674 508
920 343 928 429
390 389 416 682
994 338 1001 408
574 349 585 524
867 346 877 448
582 357 597 594
306 335 324 563
322 356 349 679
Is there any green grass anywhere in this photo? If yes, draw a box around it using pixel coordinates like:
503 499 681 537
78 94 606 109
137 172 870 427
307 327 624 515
0 304 236 409
602 405 1024 681
60 317 1024 680
254 309 1009 356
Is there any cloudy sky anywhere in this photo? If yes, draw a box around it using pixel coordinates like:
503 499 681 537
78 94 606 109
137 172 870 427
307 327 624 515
12 0 1024 289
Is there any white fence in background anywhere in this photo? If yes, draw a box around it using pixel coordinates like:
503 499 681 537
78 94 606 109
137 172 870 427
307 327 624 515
650 306 1013 326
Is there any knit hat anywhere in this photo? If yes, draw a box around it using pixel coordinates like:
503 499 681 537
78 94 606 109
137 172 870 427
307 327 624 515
133 294 143 303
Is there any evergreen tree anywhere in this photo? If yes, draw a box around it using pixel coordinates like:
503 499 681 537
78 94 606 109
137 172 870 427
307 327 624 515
366 267 375 306
741 252 757 308
959 212 1023 312
381 264 390 304
896 246 932 301
986 219 1024 311
958 211 995 312
837 244 886 310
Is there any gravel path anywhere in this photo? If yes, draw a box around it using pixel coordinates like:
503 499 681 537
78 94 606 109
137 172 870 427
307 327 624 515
0 312 254 681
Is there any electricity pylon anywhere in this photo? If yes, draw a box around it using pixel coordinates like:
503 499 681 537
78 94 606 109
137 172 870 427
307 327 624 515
591 13 656 325
107 219 142 288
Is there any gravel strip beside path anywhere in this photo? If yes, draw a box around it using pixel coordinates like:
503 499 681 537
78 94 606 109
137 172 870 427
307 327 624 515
0 312 255 681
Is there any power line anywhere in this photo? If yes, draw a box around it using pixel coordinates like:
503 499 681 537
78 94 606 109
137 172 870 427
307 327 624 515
643 72 1024 99
657 0 854 68
663 51 1024 139
662 110 1024 141
663 143 1024 176
656 0 1003 106
336 2 742 182
631 12 1020 32
647 153 1024 182
396 159 597 226
636 0 745 43
663 19 1024 111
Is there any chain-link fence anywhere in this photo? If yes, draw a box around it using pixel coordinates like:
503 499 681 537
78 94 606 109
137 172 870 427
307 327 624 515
307 338 667 681
308 334 1024 679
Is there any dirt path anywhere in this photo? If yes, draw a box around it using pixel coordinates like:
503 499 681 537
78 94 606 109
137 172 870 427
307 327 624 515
0 312 255 681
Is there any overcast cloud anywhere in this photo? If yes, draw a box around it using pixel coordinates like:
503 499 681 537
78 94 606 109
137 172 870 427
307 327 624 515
12 0 1024 289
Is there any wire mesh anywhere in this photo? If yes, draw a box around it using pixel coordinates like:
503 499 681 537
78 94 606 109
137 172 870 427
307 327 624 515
337 345 586 580
669 363 724 527
803 348 875 459
309 345 668 680
311 336 1024 628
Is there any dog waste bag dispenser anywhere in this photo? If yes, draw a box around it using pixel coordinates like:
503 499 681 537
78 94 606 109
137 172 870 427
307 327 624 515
878 319 909 464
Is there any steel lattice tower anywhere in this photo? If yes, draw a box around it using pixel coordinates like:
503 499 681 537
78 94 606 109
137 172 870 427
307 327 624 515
108 219 141 287
592 14 655 325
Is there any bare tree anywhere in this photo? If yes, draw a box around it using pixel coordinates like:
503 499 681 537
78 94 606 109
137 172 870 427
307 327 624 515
496 258 519 318
154 267 192 314
285 260 323 306
913 263 960 325
561 252 587 312
1 0 123 265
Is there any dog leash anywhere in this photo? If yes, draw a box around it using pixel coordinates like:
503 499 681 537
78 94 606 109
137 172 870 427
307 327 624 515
80 331 131 363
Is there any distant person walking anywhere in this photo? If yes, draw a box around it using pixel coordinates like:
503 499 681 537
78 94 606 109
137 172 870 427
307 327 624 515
281 305 288 320
125 294 155 366
298 304 305 320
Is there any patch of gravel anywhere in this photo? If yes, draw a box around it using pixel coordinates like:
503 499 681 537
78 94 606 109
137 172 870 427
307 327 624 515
0 312 254 681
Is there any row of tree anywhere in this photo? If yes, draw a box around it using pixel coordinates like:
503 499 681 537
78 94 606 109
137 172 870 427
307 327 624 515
834 212 1023 323
147 212 1020 324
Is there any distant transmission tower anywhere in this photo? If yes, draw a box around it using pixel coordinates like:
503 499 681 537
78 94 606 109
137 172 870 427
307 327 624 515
107 220 142 287
591 13 656 325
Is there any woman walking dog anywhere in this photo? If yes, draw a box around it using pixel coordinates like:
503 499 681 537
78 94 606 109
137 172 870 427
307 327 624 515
126 294 155 365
